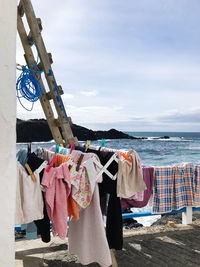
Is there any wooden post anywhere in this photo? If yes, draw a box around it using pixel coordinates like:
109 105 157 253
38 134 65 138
110 249 118 267
182 207 192 225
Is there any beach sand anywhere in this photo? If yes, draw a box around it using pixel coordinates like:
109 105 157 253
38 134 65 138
15 213 200 266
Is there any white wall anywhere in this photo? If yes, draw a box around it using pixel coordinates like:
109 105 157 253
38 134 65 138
0 0 17 266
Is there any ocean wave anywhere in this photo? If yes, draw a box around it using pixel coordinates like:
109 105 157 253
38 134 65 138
142 137 191 142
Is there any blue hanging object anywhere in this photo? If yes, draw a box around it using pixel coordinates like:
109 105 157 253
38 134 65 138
54 143 60 156
100 138 105 148
16 42 44 111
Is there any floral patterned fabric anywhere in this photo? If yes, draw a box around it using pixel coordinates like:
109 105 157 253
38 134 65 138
70 164 92 208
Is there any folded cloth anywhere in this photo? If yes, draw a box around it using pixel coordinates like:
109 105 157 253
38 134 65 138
117 150 146 198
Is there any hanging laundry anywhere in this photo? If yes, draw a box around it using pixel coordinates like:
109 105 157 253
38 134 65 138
27 152 51 243
15 160 47 225
121 167 154 208
70 164 92 208
152 165 194 214
16 149 28 167
68 150 111 266
67 191 79 221
34 147 44 159
54 153 80 220
117 150 146 198
41 162 71 239
68 184 112 267
55 153 72 167
71 150 103 193
183 163 200 207
43 149 54 164
86 148 123 250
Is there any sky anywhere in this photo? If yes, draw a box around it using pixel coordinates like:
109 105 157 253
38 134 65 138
16 0 200 132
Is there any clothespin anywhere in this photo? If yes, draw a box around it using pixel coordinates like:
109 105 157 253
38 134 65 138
76 154 84 171
46 155 57 172
25 163 36 182
100 139 105 149
54 144 60 156
85 140 91 152
120 152 132 163
70 141 75 154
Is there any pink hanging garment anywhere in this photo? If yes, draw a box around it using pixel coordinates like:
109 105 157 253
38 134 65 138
42 163 71 239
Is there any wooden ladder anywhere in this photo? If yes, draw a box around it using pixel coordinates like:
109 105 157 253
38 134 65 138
17 0 78 146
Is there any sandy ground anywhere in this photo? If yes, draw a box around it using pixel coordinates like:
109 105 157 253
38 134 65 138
15 214 200 267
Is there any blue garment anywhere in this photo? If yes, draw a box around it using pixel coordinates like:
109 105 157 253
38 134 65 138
16 149 28 167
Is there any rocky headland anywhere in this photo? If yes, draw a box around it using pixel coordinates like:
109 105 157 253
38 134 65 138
16 118 169 143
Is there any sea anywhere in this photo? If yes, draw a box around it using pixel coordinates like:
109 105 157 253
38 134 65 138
16 131 200 226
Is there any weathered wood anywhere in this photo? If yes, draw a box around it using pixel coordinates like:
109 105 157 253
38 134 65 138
54 119 60 127
37 18 42 31
37 62 43 71
18 0 24 17
17 13 64 145
27 31 33 43
110 249 118 267
20 0 78 146
46 87 64 100
48 53 53 64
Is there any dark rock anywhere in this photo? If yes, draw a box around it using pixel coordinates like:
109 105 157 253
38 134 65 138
95 128 139 140
152 136 170 140
16 118 144 143
16 119 53 143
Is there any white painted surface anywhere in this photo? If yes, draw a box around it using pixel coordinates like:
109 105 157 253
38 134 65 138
0 0 17 266
182 207 193 225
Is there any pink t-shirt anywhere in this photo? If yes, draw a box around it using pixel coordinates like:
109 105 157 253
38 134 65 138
42 163 71 239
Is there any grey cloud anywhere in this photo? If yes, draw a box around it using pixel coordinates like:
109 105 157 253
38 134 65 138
157 109 200 123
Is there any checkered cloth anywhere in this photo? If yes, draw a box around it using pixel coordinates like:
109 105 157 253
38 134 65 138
152 164 200 214
192 165 200 206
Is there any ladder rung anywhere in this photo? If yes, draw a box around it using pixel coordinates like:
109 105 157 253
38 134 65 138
18 1 24 17
45 86 64 100
37 18 43 31
54 119 60 127
58 85 64 95
48 53 53 64
27 31 33 43
37 62 43 71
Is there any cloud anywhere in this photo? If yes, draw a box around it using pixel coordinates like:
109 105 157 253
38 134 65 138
80 90 98 97
156 108 200 123
62 93 74 99
67 105 125 124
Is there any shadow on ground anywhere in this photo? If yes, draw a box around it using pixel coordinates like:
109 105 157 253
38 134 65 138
15 224 200 267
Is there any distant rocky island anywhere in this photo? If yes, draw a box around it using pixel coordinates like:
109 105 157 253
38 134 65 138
16 118 170 143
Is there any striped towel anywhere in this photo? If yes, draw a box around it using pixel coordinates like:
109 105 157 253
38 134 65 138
191 165 200 207
152 165 194 214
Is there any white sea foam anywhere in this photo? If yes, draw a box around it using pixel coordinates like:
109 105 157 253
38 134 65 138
131 205 161 226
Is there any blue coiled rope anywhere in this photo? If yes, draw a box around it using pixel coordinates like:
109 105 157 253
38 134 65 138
16 42 44 111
